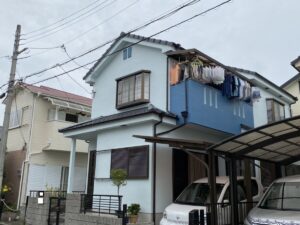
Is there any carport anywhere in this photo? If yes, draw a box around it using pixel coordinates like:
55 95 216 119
134 115 300 225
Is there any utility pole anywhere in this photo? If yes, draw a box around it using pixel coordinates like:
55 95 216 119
0 25 22 194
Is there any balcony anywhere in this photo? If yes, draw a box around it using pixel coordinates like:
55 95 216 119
170 79 254 134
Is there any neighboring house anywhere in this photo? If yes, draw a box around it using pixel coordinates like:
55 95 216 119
281 56 300 116
3 82 91 207
59 33 296 223
281 56 300 175
230 67 296 186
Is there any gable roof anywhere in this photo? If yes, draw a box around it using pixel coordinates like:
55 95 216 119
229 67 297 101
83 32 183 80
291 56 300 72
19 83 92 107
281 73 300 89
59 105 177 133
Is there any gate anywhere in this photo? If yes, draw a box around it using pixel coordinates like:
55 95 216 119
48 197 66 225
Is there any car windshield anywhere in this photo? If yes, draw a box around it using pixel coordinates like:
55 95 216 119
175 183 224 205
260 182 300 211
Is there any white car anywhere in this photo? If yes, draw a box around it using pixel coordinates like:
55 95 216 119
245 175 300 225
161 176 263 225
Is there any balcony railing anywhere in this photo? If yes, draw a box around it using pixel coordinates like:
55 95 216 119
170 79 254 134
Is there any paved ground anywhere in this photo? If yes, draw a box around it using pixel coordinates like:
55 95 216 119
0 221 24 225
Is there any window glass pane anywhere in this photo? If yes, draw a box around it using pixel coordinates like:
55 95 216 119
111 149 128 171
251 180 258 196
58 111 65 121
260 182 283 209
135 75 142 100
279 104 285 120
143 73 150 100
9 109 22 128
128 76 135 102
117 72 150 107
65 113 78 123
266 100 273 123
48 109 56 121
118 80 123 105
127 47 132 58
128 147 148 178
282 182 300 210
123 49 127 60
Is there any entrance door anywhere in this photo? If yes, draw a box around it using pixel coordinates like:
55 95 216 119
87 150 96 195
173 149 188 200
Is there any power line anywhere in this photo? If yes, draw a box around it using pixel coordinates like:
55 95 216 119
61 45 90 70
21 0 201 80
23 0 106 36
18 0 197 61
58 65 91 94
17 0 138 60
23 0 232 87
22 0 117 44
63 0 140 45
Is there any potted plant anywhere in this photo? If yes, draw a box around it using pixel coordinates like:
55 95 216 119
111 169 127 217
128 203 141 224
110 169 127 196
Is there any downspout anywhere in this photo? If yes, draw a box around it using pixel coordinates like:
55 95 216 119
17 93 37 208
152 113 164 223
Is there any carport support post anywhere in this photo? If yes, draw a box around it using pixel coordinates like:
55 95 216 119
208 151 217 225
229 157 238 225
67 138 76 193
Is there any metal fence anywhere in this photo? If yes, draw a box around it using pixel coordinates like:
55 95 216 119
80 194 123 216
189 202 258 225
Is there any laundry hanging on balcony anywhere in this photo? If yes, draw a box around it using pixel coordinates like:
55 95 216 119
222 73 252 101
169 58 225 85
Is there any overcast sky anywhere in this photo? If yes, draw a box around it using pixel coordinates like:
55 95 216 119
0 0 299 124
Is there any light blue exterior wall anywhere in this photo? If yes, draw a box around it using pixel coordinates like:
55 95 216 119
91 43 173 118
170 79 254 134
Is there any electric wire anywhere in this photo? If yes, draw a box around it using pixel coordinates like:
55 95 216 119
22 0 139 59
61 45 90 70
21 0 201 80
19 0 197 60
22 0 118 44
58 65 91 94
22 0 232 87
55 76 72 103
23 0 105 36
63 0 140 45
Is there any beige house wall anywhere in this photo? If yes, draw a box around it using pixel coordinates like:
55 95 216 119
283 82 300 116
5 87 90 205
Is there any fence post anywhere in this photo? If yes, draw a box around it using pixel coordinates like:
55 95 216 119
56 198 61 225
199 210 204 225
189 210 199 225
122 204 128 225
0 198 3 221
206 212 211 225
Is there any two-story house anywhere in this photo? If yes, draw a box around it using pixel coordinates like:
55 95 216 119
3 82 91 207
281 56 300 116
59 33 295 223
281 56 300 175
230 67 297 185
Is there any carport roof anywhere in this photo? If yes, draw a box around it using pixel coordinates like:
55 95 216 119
135 115 300 165
208 115 300 165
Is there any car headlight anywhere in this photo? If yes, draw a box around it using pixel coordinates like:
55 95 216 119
163 211 167 219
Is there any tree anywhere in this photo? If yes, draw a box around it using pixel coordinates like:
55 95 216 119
111 169 127 195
